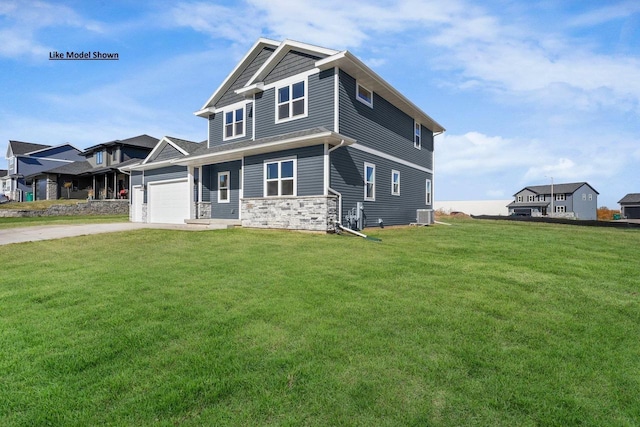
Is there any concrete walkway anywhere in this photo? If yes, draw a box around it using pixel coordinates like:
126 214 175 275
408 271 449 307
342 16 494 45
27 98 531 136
0 222 207 246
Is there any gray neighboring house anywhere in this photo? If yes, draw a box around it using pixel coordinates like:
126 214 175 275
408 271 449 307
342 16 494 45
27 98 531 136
618 193 640 219
5 141 85 201
0 169 8 196
507 182 599 220
127 38 445 229
25 134 159 200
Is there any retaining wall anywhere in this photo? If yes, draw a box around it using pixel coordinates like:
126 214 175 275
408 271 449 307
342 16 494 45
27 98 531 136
0 200 129 218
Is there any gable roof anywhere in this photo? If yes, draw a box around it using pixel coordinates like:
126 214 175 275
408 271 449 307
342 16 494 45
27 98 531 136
194 39 446 134
41 161 93 176
84 134 159 153
142 136 203 165
515 182 599 196
197 38 280 113
618 193 640 204
21 143 82 157
8 140 51 156
0 169 7 178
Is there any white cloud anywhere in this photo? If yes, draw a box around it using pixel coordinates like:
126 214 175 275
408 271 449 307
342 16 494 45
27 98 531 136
0 0 104 59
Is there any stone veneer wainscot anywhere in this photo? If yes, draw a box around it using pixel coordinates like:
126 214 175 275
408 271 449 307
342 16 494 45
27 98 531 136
241 196 337 232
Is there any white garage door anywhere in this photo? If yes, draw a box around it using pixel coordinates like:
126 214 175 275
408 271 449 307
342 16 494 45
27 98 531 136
148 179 190 224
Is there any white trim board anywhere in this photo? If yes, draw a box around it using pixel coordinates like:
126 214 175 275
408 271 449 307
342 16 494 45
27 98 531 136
350 143 433 174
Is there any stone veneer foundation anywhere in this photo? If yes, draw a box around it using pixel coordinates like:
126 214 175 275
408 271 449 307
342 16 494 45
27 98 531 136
241 196 337 232
0 200 129 218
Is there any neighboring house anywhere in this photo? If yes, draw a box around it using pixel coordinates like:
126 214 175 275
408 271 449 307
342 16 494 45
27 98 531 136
0 169 8 196
23 134 158 200
127 38 445 230
5 141 84 201
507 182 599 220
434 200 511 216
618 193 640 219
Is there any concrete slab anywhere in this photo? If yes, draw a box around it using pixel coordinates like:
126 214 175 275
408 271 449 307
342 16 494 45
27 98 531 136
0 222 210 246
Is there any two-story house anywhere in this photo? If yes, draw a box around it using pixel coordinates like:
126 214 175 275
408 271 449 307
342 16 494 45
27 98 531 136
507 182 599 220
126 39 445 230
5 141 85 201
26 134 159 200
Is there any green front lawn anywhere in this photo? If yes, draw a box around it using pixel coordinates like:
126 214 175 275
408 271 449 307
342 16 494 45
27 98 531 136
1 219 638 425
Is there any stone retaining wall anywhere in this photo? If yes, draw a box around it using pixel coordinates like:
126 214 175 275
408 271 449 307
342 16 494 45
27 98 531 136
241 196 337 232
0 200 129 218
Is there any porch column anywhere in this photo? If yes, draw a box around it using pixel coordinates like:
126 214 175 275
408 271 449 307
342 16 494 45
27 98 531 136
188 165 195 220
113 173 117 199
104 175 107 199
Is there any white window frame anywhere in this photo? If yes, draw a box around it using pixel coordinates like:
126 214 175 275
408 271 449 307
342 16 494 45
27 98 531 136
223 106 245 141
426 178 432 205
364 162 375 201
556 193 565 201
414 122 422 149
588 194 593 201
96 151 103 165
391 170 400 196
356 82 373 108
275 79 307 123
555 205 566 213
264 157 297 197
528 195 534 202
517 195 523 202
218 171 230 203
538 194 545 201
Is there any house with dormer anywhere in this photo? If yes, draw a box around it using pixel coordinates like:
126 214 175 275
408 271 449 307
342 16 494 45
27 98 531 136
126 39 445 230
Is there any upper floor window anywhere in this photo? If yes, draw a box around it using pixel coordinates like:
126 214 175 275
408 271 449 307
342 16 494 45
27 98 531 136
517 195 523 202
414 122 421 149
391 170 400 196
276 80 306 122
588 194 593 201
224 107 245 140
265 158 296 197
96 151 103 164
426 179 432 205
528 195 534 202
218 171 230 203
364 162 375 201
537 195 545 201
556 193 565 201
356 83 373 108
582 193 587 200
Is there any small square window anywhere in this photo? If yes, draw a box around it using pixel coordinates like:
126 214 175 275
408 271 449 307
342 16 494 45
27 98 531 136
356 83 373 107
264 158 296 197
224 106 245 140
276 80 306 122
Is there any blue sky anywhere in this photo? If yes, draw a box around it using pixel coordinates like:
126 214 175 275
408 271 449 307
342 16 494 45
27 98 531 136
1 0 639 208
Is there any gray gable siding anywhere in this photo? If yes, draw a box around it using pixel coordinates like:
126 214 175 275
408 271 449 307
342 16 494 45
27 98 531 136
243 145 324 198
571 184 597 220
263 50 321 85
330 146 432 226
208 102 254 148
17 157 73 178
216 47 275 109
144 165 188 183
254 69 334 140
153 144 183 163
206 160 242 219
338 70 433 170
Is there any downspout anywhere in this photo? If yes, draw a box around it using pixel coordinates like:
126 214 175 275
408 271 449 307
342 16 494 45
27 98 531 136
327 140 346 226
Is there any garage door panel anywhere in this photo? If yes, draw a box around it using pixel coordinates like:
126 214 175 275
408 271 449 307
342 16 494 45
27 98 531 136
148 179 189 224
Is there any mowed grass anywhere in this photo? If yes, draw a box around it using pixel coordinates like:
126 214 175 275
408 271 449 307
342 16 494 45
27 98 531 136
0 215 128 230
0 219 638 426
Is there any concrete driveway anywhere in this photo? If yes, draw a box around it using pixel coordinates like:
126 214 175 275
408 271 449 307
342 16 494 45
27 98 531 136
0 222 203 246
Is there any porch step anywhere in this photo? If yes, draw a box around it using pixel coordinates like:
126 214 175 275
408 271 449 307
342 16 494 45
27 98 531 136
184 219 241 229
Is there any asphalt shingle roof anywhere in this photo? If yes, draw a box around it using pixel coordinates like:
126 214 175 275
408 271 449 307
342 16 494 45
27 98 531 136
515 182 598 196
618 193 640 204
9 140 51 155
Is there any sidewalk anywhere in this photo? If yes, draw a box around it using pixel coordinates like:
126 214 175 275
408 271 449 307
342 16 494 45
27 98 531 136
0 222 204 246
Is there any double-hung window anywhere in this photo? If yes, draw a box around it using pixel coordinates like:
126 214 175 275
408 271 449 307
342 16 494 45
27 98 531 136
426 179 432 205
555 205 566 213
528 195 534 202
556 193 565 201
265 158 296 196
414 122 421 149
224 107 245 140
391 170 400 196
364 163 375 201
96 151 103 164
277 80 306 122
218 171 230 203
517 195 523 202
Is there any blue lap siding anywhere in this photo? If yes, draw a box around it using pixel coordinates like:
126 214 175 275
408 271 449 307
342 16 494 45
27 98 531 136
203 160 242 219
